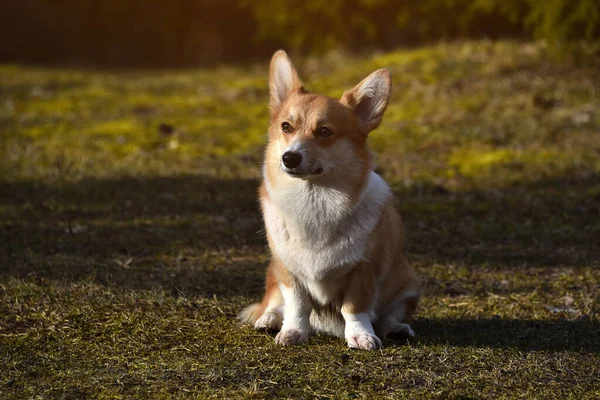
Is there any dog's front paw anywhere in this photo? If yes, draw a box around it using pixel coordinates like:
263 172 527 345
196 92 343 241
275 329 309 346
347 333 382 350
254 311 283 331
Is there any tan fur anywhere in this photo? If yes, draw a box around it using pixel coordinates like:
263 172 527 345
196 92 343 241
238 261 281 324
238 50 420 349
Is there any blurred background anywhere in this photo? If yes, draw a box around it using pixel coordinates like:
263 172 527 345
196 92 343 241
1 0 599 67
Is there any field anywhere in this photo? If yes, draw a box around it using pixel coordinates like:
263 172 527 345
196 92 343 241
1 41 599 398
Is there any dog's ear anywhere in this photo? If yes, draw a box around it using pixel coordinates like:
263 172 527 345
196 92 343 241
340 69 391 133
270 50 303 114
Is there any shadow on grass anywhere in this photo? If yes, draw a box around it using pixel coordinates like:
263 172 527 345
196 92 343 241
402 174 600 269
0 174 266 297
413 317 600 352
0 172 598 298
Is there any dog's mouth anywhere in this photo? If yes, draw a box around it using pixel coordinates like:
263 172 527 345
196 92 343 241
285 167 324 177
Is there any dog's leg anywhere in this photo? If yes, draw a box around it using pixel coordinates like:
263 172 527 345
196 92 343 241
375 290 419 341
253 293 283 331
341 268 381 350
238 261 283 331
275 283 312 346
375 250 420 341
253 264 284 331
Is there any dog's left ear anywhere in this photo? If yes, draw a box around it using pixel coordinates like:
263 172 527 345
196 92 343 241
269 50 303 115
340 69 391 133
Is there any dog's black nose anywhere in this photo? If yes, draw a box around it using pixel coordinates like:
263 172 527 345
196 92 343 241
282 151 302 168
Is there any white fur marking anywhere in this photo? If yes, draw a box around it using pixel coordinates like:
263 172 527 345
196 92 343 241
359 75 387 116
342 312 381 350
273 57 294 106
278 284 311 337
263 172 392 281
348 70 390 129
254 294 283 330
285 139 305 154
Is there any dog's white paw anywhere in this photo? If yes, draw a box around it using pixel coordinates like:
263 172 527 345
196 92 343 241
254 311 283 331
347 333 382 350
275 329 309 346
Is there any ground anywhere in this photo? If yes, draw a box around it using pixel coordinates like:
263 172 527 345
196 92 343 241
1 41 599 399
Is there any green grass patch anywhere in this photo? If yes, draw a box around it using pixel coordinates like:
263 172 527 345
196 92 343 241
1 41 599 398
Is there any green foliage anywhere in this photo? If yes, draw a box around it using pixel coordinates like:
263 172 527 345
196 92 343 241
525 0 600 57
247 0 600 58
474 0 600 58
245 0 513 53
2 0 599 66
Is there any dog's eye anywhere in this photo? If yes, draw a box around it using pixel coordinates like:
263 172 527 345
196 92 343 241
316 126 332 138
281 122 293 133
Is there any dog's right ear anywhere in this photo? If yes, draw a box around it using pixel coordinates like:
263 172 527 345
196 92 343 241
270 50 302 115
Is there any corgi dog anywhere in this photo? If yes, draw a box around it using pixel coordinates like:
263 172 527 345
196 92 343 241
238 50 420 350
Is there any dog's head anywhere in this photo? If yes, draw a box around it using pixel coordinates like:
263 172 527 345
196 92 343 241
265 50 391 183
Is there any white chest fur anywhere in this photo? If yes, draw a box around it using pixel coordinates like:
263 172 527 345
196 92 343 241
262 172 392 282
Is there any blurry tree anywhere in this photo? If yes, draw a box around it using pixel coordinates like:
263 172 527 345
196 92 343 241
243 0 522 53
0 0 271 67
246 0 599 58
527 0 600 57
0 0 597 66
474 0 600 58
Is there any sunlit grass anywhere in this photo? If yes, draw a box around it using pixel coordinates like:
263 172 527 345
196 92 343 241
1 40 599 398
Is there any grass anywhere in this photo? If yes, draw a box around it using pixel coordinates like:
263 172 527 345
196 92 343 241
1 40 599 398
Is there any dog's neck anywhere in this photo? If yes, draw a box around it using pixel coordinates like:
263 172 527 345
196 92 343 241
263 169 392 240
262 169 393 279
